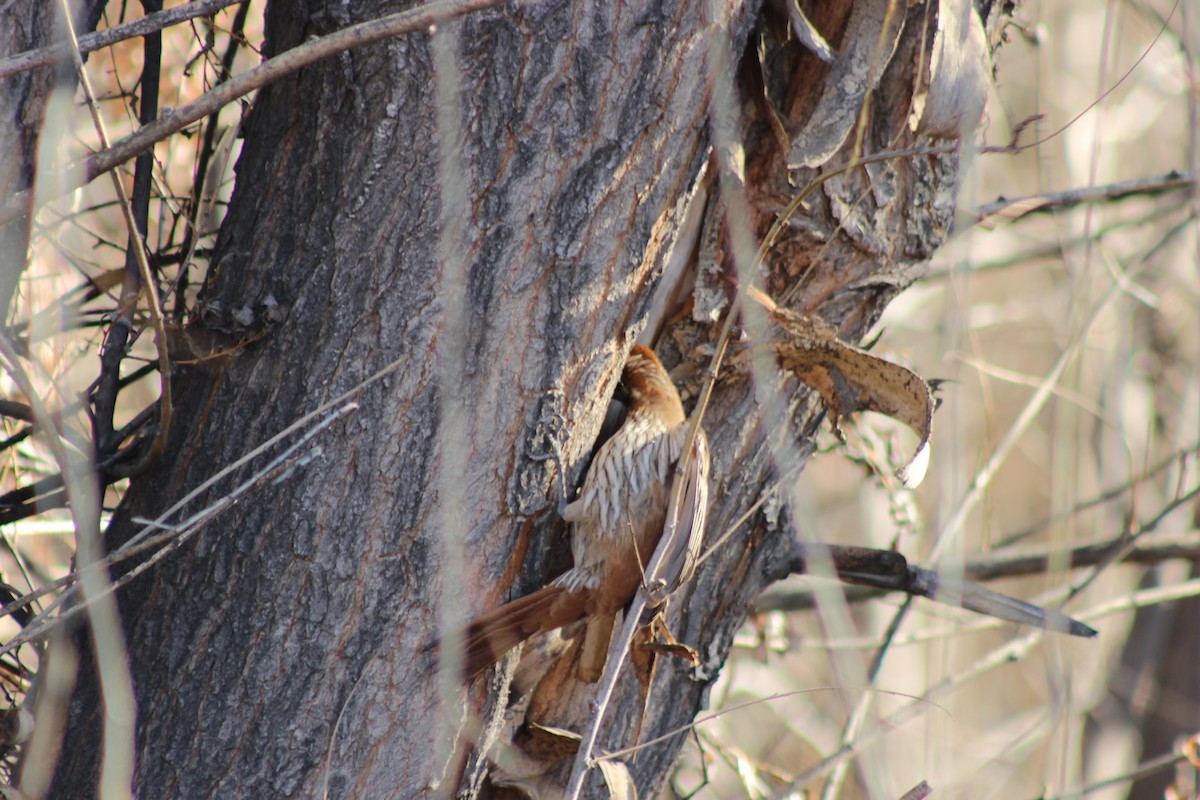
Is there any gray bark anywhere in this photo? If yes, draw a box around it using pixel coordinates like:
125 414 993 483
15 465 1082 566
48 0 969 796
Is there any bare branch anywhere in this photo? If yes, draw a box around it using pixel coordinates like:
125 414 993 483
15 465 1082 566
755 533 1200 614
0 0 247 79
971 171 1195 226
0 0 511 226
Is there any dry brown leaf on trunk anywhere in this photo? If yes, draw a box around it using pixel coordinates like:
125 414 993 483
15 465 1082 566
767 306 934 487
628 612 700 749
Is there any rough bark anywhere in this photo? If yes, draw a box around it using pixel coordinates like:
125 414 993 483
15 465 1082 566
48 0 971 797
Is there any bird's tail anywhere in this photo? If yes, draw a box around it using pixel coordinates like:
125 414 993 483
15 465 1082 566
457 585 588 679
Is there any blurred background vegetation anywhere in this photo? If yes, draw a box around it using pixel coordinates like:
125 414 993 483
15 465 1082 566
678 2 1199 798
1 1 1196 798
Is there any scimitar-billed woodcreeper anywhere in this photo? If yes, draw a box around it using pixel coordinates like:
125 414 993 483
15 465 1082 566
461 344 710 682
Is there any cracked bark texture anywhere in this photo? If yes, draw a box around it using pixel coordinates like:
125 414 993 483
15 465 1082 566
49 0 986 797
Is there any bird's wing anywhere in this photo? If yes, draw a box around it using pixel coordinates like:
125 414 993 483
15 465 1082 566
644 424 710 606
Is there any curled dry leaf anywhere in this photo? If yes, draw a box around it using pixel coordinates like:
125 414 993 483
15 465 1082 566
769 307 933 487
629 613 700 747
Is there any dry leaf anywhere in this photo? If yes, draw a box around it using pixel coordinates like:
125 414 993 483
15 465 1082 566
630 623 656 722
628 613 701 748
639 616 699 667
770 308 933 487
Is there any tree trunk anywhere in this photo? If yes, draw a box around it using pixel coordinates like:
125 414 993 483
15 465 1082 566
48 0 976 796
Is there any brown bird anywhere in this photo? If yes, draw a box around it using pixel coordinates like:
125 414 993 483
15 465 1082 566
461 345 710 682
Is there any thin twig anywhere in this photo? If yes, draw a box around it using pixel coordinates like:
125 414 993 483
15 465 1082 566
1020 0 1181 151
897 781 933 800
63 0 173 481
767 617 1065 799
970 170 1194 223
1062 485 1200 604
0 364 156 466
429 18 475 789
564 589 651 800
992 440 1199 550
0 0 247 79
0 331 136 800
41 5 145 793
971 531 1200 580
755 531 1200 613
927 260 1146 564
173 0 254 320
1041 733 1200 799
781 577 1200 653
